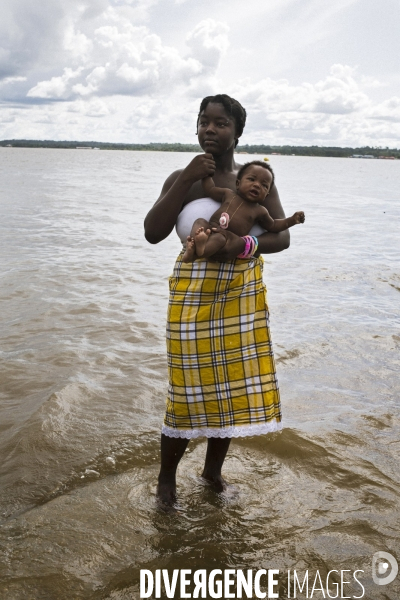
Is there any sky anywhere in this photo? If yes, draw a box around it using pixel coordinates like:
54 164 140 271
1 0 399 147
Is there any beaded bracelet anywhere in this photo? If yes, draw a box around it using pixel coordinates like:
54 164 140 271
237 235 259 259
237 236 251 258
251 236 259 254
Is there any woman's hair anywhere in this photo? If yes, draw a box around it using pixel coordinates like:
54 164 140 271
237 160 275 188
197 94 247 147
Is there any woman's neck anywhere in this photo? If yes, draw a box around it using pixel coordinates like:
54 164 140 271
213 149 238 173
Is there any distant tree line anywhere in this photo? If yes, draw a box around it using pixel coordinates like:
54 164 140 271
237 144 400 159
0 140 203 152
1 139 399 158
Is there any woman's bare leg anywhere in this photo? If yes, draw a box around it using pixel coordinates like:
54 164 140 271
157 434 189 504
201 437 231 492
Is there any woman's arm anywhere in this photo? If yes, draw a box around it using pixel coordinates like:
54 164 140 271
144 154 216 244
210 184 290 260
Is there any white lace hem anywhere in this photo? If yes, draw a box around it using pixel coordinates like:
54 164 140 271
161 420 282 439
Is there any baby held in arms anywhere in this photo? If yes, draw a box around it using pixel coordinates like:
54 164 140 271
182 160 305 263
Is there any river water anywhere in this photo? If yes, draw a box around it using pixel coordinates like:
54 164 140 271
0 148 399 599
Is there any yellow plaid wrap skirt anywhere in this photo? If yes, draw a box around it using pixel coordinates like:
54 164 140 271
162 253 282 439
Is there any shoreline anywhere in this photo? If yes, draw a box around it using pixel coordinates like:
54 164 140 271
1 139 399 159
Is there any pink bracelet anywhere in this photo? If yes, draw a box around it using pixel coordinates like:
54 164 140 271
237 236 252 259
237 235 259 259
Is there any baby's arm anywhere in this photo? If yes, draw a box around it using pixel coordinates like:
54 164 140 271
258 207 305 232
202 176 228 203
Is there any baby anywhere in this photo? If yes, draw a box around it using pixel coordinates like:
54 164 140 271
182 160 305 263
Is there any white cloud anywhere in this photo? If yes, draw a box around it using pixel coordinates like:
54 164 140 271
368 97 400 123
229 64 400 146
26 14 228 100
185 19 229 69
234 65 369 116
0 76 27 86
68 97 113 117
0 0 158 82
4 61 400 147
27 68 84 99
63 23 94 62
0 0 399 147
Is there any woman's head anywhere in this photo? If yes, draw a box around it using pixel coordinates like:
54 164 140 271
197 94 246 149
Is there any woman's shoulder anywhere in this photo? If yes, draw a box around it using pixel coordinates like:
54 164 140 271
163 168 184 187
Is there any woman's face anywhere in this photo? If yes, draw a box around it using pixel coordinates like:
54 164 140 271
197 103 237 156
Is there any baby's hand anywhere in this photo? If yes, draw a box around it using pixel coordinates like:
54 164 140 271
293 211 305 224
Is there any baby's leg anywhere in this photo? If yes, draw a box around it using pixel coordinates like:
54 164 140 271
200 231 227 258
182 218 211 263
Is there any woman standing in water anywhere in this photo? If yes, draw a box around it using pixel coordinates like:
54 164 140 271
144 94 290 505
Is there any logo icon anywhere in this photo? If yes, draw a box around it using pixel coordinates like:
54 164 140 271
372 552 398 585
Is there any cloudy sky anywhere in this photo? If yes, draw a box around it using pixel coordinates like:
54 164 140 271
1 0 399 146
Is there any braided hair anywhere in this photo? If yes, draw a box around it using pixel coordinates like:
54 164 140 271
237 160 275 188
197 94 247 148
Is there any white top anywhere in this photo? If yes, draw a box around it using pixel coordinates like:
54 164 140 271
175 197 266 243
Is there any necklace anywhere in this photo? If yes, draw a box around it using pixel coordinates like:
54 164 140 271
219 195 244 229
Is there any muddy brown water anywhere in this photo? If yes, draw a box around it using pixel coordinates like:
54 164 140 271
0 149 399 599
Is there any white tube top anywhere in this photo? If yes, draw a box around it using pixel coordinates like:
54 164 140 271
175 197 266 243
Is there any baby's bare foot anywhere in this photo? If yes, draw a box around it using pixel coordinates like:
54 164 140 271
194 227 211 257
293 211 305 224
182 236 196 263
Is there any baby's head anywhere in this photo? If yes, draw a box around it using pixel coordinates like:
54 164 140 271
236 161 275 203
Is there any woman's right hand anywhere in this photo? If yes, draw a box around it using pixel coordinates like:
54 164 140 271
144 154 216 244
182 153 216 184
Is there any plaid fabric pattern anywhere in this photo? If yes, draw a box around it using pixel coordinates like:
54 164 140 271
163 253 281 438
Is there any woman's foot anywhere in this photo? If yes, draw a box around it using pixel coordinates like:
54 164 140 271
182 236 196 263
201 471 227 493
156 474 177 506
194 227 211 257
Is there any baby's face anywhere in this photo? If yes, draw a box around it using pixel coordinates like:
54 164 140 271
237 165 273 203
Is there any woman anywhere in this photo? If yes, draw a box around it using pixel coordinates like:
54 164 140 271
144 94 289 505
